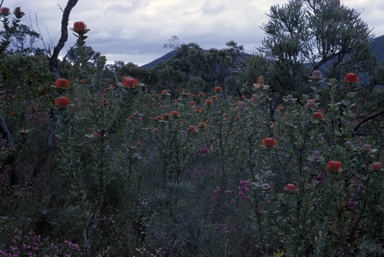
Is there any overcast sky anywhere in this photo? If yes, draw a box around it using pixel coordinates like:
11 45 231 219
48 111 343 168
7 0 384 66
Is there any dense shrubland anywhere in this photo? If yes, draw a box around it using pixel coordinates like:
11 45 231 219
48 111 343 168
1 0 384 256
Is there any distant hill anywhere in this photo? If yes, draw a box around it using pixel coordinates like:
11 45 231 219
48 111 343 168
372 35 384 63
141 35 384 69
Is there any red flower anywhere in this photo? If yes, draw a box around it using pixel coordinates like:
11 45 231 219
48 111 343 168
212 95 217 100
262 137 277 148
161 90 169 96
13 7 24 18
92 131 103 138
170 111 179 117
162 113 169 120
55 78 70 89
327 160 342 171
306 99 316 108
122 77 138 89
345 73 359 83
154 115 163 121
188 125 196 132
0 7 10 15
371 162 382 171
205 99 213 106
198 122 207 128
314 111 323 120
55 96 70 108
284 183 298 191
276 106 284 112
199 92 205 97
73 21 87 34
214 86 222 92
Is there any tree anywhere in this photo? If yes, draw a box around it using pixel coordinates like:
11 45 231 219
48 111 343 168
260 0 373 95
8 24 40 55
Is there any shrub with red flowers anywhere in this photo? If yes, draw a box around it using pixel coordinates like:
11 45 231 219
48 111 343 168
1 2 384 256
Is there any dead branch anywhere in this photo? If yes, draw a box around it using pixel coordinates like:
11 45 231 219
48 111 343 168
352 110 384 136
49 0 79 79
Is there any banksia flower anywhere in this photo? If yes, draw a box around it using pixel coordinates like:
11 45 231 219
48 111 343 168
0 7 10 16
73 21 88 34
345 73 359 83
13 7 24 18
214 86 222 92
314 111 323 120
55 96 70 108
122 77 138 89
284 183 298 191
198 122 207 128
170 111 180 117
262 137 277 148
327 160 342 171
371 162 382 171
55 78 70 89
205 99 213 106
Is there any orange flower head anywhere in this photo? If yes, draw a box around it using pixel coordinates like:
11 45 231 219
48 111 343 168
314 111 323 120
212 95 217 100
345 73 359 83
73 21 87 34
0 7 10 16
13 7 24 18
190 129 199 134
55 78 70 89
188 125 196 132
371 162 382 171
155 115 163 121
55 96 70 108
284 183 298 191
170 111 179 117
198 122 207 128
214 86 222 92
161 90 169 96
162 113 169 120
276 106 285 112
122 77 139 89
262 137 277 148
205 99 213 106
327 160 342 171
199 92 205 97
92 131 103 138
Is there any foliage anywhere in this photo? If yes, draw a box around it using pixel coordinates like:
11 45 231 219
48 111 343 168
1 0 384 256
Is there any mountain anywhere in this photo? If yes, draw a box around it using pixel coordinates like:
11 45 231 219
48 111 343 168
371 35 384 63
141 50 177 70
141 35 384 69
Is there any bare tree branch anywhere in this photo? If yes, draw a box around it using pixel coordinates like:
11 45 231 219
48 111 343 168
352 110 384 136
49 0 79 78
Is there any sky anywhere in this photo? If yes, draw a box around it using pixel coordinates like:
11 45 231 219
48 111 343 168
6 0 384 66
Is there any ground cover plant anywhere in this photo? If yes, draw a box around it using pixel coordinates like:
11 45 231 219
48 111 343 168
1 0 384 256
